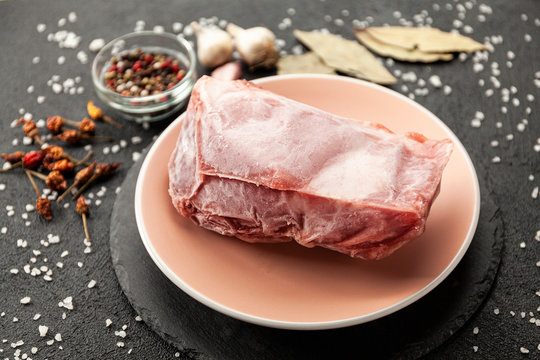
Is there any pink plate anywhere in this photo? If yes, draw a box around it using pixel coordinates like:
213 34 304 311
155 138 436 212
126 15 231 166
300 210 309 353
135 74 480 330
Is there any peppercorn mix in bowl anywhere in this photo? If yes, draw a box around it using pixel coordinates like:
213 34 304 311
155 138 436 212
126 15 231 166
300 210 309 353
92 31 197 122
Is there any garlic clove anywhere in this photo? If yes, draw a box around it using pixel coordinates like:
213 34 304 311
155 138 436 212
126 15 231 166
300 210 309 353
226 23 279 69
211 61 242 81
191 21 233 68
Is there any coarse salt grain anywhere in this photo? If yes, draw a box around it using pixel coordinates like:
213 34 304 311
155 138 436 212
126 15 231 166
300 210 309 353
429 75 442 88
492 156 501 163
524 34 532 42
89 38 106 52
37 96 46 104
520 347 529 354
55 333 62 341
494 308 500 315
87 279 96 288
520 242 526 248
473 327 479 334
68 11 77 23
532 187 539 199
117 341 125 347
115 330 127 338
443 85 452 95
39 325 48 337
37 24 46 32
106 318 113 327
20 296 31 304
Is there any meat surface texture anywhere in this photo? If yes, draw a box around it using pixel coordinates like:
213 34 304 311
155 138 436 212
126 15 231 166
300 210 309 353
168 76 453 260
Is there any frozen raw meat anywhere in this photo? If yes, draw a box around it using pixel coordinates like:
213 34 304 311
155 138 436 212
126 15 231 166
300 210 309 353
168 76 453 260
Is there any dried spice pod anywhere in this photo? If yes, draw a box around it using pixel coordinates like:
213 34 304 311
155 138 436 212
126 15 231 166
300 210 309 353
78 118 96 135
45 159 75 174
76 195 91 243
25 169 52 221
22 151 44 170
26 169 67 192
277 52 337 75
35 198 53 221
354 29 454 63
57 161 96 203
363 26 487 53
53 129 113 145
87 101 122 128
17 118 44 145
72 162 121 199
293 30 397 84
1 151 24 164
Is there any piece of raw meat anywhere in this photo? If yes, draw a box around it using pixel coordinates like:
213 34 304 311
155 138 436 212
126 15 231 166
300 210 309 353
168 76 453 260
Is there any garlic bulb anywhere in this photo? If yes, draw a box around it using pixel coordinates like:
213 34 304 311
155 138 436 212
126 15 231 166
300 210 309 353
226 23 279 69
191 22 233 68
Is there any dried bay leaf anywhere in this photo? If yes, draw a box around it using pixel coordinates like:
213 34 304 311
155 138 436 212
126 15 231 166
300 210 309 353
277 52 337 75
293 30 397 84
365 26 487 53
354 29 454 63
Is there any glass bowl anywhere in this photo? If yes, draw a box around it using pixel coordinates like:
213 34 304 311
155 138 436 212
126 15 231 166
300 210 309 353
91 31 197 122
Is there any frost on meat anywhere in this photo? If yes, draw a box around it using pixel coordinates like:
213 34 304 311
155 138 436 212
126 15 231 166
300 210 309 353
168 76 453 260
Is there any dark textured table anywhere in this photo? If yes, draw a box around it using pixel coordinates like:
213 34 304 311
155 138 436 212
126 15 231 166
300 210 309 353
1 0 538 359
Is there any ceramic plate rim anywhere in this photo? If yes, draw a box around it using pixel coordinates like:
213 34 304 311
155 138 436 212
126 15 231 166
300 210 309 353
134 74 481 330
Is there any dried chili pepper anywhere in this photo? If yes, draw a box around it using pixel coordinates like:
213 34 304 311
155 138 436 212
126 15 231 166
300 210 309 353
47 116 97 135
76 195 91 243
87 100 122 128
57 161 96 203
1 151 24 164
72 162 121 199
23 151 44 170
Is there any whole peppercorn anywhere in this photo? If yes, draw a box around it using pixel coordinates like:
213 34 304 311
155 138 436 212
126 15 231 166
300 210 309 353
23 151 44 170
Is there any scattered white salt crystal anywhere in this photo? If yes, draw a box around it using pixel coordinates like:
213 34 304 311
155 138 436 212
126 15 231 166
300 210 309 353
506 134 514 141
117 341 125 347
115 330 127 338
520 347 529 354
20 296 31 305
37 96 46 104
473 327 479 334
10 268 19 274
52 83 62 94
492 156 501 163
106 318 113 327
524 34 532 42
57 56 66 65
532 187 539 199
27 85 35 94
520 242 526 248
31 346 38 354
153 25 165 33
473 346 478 352
132 152 142 162
494 308 500 315
103 146 110 155
135 315 142 321
471 119 481 128
39 325 48 337
77 50 88 64
33 314 41 320
507 50 515 60
172 22 183 33
87 280 97 288
89 38 105 52
37 24 46 32
55 333 62 341
68 12 77 23
429 75 442 88
46 339 54 346
58 17 66 27
443 85 452 95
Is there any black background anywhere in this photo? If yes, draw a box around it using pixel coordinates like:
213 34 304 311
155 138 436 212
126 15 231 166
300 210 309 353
0 0 538 359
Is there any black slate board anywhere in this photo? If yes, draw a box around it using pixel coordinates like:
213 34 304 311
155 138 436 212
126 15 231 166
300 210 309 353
110 148 503 360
